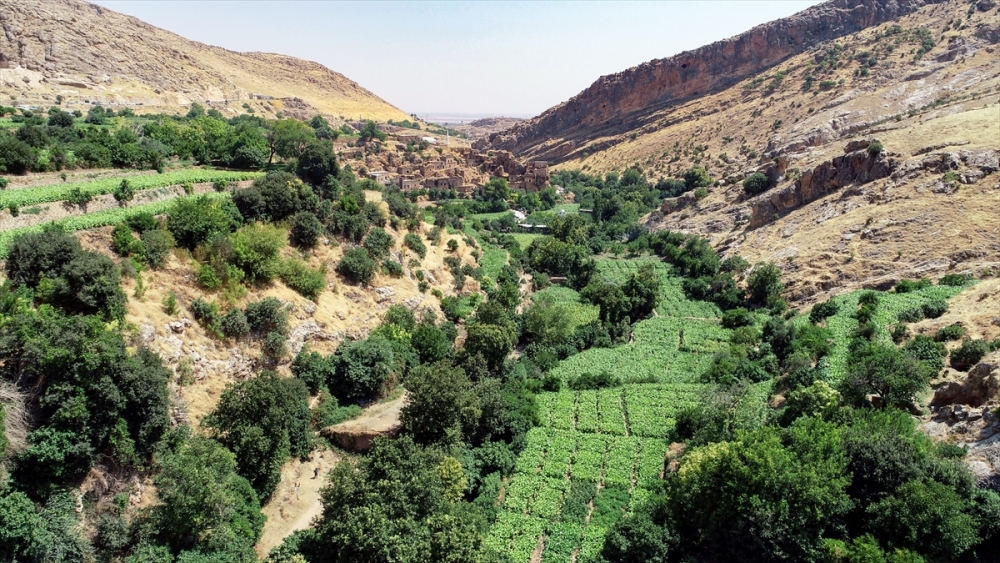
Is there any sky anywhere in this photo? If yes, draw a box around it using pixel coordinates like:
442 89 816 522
92 1 822 118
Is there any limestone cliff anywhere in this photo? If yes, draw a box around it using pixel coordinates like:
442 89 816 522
485 0 948 161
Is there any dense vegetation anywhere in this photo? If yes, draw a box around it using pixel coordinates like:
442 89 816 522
1 101 997 563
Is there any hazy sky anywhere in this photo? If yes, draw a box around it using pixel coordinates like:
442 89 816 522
92 1 822 118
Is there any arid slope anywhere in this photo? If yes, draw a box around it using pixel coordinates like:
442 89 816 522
0 0 409 120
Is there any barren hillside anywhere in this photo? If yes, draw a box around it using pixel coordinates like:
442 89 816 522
492 0 1000 302
0 0 409 121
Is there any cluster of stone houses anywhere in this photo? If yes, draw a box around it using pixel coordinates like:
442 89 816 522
362 133 550 197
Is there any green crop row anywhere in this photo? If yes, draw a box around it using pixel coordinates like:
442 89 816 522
0 192 231 258
0 169 260 208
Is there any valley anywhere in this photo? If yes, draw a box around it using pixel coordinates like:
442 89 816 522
0 1 998 562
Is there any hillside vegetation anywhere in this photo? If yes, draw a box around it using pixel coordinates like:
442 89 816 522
0 0 409 121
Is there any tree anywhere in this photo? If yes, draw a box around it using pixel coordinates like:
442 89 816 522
268 119 316 163
363 227 395 260
0 135 37 175
330 337 397 402
401 362 480 446
290 211 324 248
867 480 979 560
151 429 263 555
167 195 241 249
231 223 286 282
336 247 378 286
464 323 515 373
748 261 785 309
85 105 108 125
357 120 387 143
841 343 933 409
297 140 339 185
411 323 453 364
683 166 712 190
204 372 311 499
47 109 75 128
186 103 206 119
743 171 770 196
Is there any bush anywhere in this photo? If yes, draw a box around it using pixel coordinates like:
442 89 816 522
292 349 333 393
139 229 172 268
897 306 925 323
0 136 37 174
126 212 159 233
903 335 946 371
403 233 427 259
167 195 241 250
567 370 621 390
279 259 326 300
894 278 931 293
951 339 989 371
693 186 708 200
922 299 948 319
809 299 840 323
336 247 378 285
262 331 288 361
867 141 884 156
363 227 394 259
190 297 221 331
939 273 972 286
935 323 966 342
721 307 754 328
220 308 250 339
112 223 138 256
113 179 136 204
382 259 403 277
742 172 770 196
290 211 324 248
197 263 222 290
245 297 289 336
231 223 286 282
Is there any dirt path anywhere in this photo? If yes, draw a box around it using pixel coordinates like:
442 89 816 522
254 447 342 558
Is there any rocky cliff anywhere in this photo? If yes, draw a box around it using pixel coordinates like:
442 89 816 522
0 0 409 120
485 0 948 160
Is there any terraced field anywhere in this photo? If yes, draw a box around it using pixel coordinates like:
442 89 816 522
0 168 261 257
595 259 722 318
487 262 738 561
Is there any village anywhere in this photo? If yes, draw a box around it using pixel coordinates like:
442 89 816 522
337 124 551 197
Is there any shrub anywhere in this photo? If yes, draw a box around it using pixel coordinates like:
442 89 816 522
66 187 93 207
162 291 178 315
0 177 8 189
922 299 948 319
363 227 394 259
292 349 333 394
112 223 138 256
809 299 839 323
447 239 459 252
403 233 427 259
897 306 925 323
231 223 286 282
336 247 378 285
935 323 966 342
867 141 884 156
903 334 946 371
190 297 222 334
245 297 289 336
720 255 750 273
382 259 403 278
279 259 326 300
722 307 754 328
939 273 972 286
212 179 229 192
742 172 770 196
127 212 159 233
683 166 712 190
262 331 288 361
894 278 931 293
197 263 222 290
112 179 136 204
220 307 250 338
567 370 621 390
951 339 989 371
167 195 241 250
693 186 708 200
139 229 172 268
290 211 324 249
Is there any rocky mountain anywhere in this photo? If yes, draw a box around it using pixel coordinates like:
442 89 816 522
0 0 409 121
487 0 1000 303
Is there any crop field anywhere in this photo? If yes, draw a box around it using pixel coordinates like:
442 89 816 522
0 192 231 257
463 224 508 280
0 169 260 208
595 258 722 318
547 315 727 384
489 269 743 561
511 232 543 248
470 211 514 222
812 283 969 383
531 286 600 330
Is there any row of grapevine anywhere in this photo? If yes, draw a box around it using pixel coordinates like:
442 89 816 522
0 169 261 208
0 192 231 258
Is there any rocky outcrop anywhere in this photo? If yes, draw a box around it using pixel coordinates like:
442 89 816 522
487 0 948 160
749 139 896 228
932 360 1000 408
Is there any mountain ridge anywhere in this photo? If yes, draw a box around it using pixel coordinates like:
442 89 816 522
0 0 408 120
483 0 950 161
